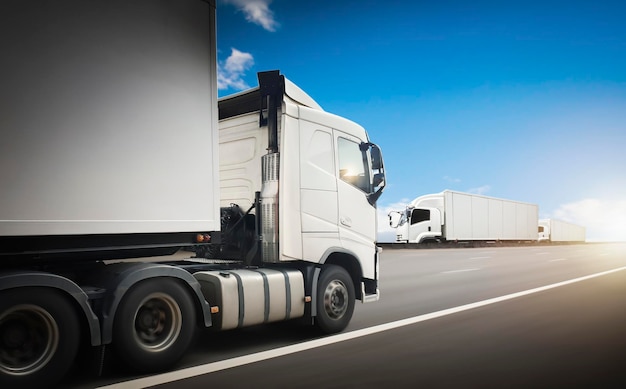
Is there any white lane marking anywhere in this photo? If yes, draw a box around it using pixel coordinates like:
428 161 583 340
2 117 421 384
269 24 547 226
441 268 481 274
549 258 568 262
97 265 626 389
469 256 490 260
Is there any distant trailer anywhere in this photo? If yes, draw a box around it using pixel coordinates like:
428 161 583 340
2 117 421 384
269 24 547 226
389 190 538 244
538 219 586 242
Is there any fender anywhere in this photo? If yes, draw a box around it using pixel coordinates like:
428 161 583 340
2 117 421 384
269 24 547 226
0 271 101 346
416 231 443 243
318 246 367 300
97 262 212 344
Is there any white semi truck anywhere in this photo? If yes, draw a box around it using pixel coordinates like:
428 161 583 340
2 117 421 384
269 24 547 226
0 1 386 386
538 219 586 242
388 190 537 244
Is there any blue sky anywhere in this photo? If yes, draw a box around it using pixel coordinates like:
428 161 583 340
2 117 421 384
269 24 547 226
216 0 626 242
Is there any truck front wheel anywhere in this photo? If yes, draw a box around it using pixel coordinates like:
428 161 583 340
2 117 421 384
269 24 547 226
112 279 196 372
0 288 80 387
315 265 355 334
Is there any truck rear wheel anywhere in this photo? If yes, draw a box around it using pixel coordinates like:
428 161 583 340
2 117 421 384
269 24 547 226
112 278 196 372
315 265 355 334
0 288 80 387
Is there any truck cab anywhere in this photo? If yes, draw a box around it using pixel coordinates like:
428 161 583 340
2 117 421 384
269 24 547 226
538 219 551 242
389 207 442 243
389 192 444 243
217 71 385 299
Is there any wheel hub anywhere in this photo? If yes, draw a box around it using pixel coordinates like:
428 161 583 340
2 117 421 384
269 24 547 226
2 322 27 349
323 280 348 319
133 294 182 352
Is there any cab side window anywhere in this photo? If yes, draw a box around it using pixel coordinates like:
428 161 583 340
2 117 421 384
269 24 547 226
337 137 369 192
411 209 430 225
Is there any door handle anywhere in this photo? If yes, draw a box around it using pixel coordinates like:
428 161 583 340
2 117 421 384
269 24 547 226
340 216 352 227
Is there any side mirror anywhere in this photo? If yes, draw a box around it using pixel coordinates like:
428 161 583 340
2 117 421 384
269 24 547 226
388 211 401 228
362 142 386 206
370 145 383 170
373 172 384 187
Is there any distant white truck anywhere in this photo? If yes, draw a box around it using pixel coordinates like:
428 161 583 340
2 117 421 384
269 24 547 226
538 219 586 242
389 190 538 244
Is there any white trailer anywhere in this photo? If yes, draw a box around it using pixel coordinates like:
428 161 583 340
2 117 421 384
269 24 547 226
0 1 386 386
538 219 586 242
389 190 538 243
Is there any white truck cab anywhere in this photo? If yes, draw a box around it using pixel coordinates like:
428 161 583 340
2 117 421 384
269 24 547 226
389 192 443 243
218 71 385 292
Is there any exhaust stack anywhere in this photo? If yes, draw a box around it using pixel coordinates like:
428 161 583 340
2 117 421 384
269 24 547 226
258 71 283 262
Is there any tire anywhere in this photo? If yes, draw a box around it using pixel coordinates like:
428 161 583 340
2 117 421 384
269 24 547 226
112 278 196 372
315 265 355 334
0 288 80 388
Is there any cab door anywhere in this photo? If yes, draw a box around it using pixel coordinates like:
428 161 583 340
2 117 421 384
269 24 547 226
334 131 377 279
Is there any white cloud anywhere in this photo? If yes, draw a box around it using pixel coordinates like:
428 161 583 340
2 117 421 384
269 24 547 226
550 198 626 242
467 185 491 195
218 48 254 91
377 199 411 243
223 0 279 32
443 175 461 183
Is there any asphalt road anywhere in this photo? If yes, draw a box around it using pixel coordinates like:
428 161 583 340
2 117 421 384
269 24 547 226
63 243 626 388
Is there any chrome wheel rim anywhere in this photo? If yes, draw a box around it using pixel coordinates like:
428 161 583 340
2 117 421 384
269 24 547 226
133 293 182 352
323 280 349 320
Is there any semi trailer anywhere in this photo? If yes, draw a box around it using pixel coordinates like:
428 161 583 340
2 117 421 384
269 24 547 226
388 190 537 244
0 0 386 386
538 219 586 242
